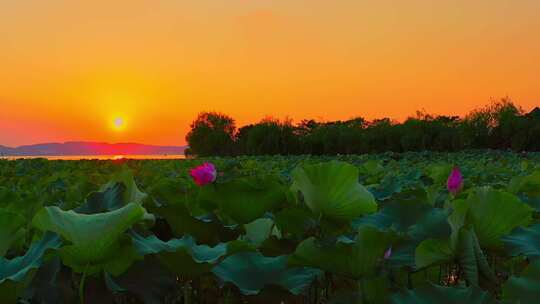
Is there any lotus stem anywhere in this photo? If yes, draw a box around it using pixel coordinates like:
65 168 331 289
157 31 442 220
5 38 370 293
79 263 89 304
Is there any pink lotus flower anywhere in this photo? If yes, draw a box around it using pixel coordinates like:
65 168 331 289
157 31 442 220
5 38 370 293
384 247 392 260
447 166 463 195
190 162 217 186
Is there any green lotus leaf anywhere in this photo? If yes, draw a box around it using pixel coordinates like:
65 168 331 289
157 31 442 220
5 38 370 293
212 252 321 295
0 280 25 304
0 232 61 283
131 232 227 276
415 238 454 269
384 241 417 268
226 240 257 256
0 210 26 257
426 164 453 186
508 170 540 197
244 218 281 246
408 208 452 241
198 175 286 224
105 257 176 304
368 174 403 201
291 161 377 221
354 189 450 240
447 199 469 247
503 259 540 304
352 189 432 231
0 232 61 303
274 208 316 238
32 203 148 273
60 234 141 275
75 182 125 214
289 226 394 279
391 283 498 304
100 169 148 206
502 223 540 260
458 227 480 285
465 187 533 249
518 195 540 212
457 227 497 287
23 257 77 304
152 195 237 244
76 170 148 214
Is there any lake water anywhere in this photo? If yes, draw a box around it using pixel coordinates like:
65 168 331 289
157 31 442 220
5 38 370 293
1 154 185 160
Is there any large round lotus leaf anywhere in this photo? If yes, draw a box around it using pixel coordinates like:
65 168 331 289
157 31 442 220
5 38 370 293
518 195 540 212
508 170 540 197
23 257 77 304
212 252 321 295
426 164 453 185
352 189 432 231
60 234 141 275
0 232 61 283
391 284 497 304
384 241 417 268
408 208 452 241
75 182 125 214
502 223 540 260
0 232 61 303
415 238 454 269
289 226 394 279
100 170 148 206
131 232 227 276
455 227 497 287
0 210 26 257
154 201 237 244
291 161 377 221
466 187 533 249
75 170 148 214
244 218 281 246
274 208 316 238
198 175 286 224
105 257 176 304
0 280 26 304
353 189 450 240
503 259 540 304
368 174 404 201
32 203 147 271
447 199 469 245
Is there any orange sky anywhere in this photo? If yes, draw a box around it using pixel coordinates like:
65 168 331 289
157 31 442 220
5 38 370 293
1 0 539 147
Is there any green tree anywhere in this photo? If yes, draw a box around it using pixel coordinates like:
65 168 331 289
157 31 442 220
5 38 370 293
185 112 236 156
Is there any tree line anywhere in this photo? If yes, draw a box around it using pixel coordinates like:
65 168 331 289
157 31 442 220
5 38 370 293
185 98 540 156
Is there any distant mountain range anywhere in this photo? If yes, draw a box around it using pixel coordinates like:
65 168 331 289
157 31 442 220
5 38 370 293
0 141 186 156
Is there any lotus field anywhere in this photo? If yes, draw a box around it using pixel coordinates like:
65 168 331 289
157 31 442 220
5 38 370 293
2 151 540 303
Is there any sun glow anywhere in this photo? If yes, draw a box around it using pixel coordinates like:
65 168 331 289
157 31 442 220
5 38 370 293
112 117 126 131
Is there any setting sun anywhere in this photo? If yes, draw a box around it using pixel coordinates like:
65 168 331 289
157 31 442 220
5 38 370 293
112 117 126 131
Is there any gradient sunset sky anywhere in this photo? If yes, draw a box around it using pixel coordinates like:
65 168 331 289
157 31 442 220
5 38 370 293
1 0 539 147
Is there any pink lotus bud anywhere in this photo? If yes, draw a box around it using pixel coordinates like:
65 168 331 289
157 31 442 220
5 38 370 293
384 247 392 260
190 162 217 186
447 167 463 195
